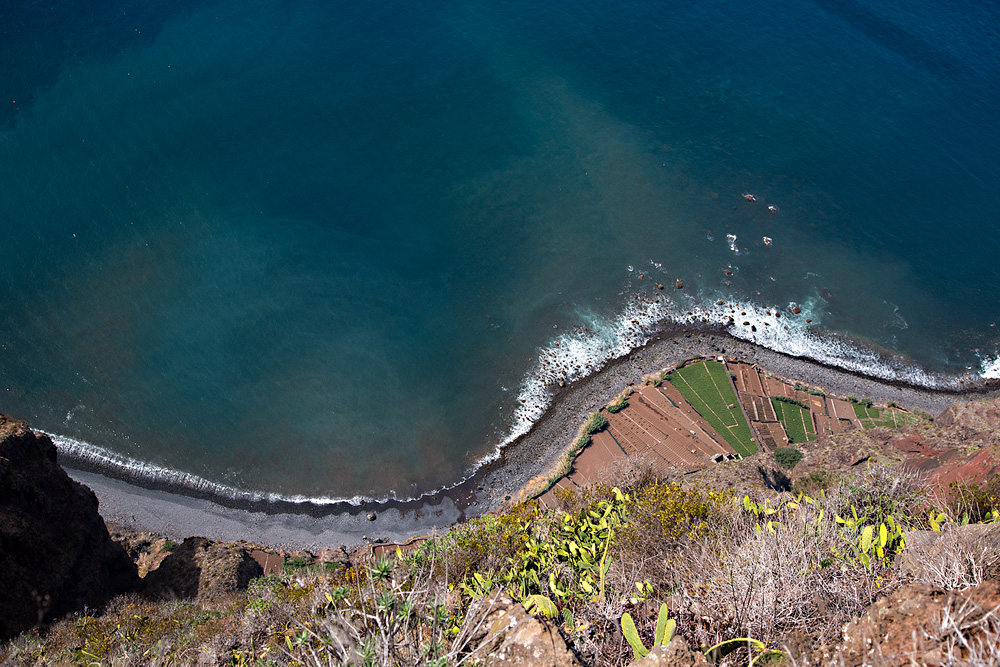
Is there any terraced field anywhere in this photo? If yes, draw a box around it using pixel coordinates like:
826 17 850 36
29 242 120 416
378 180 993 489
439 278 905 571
771 398 817 444
668 360 756 456
853 404 922 429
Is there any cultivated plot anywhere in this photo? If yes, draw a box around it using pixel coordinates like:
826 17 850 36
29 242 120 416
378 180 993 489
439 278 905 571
852 404 921 429
668 361 756 456
771 398 817 444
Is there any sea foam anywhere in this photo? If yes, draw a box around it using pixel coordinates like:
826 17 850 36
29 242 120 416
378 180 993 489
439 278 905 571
48 287 992 507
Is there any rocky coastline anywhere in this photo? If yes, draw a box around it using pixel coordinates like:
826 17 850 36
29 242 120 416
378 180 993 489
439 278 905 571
57 325 999 550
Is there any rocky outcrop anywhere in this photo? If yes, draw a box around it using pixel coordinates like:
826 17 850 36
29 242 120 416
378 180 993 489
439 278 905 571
833 580 1000 666
143 537 263 609
935 397 1000 431
0 414 138 640
467 590 582 666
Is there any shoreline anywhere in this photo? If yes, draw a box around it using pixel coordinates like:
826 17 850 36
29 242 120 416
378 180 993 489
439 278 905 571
63 325 999 550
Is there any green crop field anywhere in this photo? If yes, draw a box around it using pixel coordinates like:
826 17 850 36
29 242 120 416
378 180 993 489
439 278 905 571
771 398 817 444
668 360 756 456
853 404 922 429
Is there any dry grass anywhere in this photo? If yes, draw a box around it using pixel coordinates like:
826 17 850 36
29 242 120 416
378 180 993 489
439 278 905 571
912 525 1000 591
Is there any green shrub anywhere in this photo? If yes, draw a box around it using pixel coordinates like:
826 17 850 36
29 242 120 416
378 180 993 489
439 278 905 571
162 539 179 553
623 483 729 543
606 399 628 413
584 412 608 433
774 447 804 470
947 479 1000 524
839 464 924 527
792 469 836 496
774 396 809 410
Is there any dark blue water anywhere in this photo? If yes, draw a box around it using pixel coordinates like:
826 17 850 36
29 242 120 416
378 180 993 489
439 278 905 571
2 0 998 499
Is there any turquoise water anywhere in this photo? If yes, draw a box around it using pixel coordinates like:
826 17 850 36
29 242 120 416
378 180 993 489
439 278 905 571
1 0 998 499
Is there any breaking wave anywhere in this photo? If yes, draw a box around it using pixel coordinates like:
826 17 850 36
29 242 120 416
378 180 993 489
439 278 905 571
50 285 994 508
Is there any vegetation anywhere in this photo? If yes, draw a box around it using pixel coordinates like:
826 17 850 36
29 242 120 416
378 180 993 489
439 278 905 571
3 460 999 666
773 446 804 470
771 398 817 444
946 479 1000 525
583 411 608 434
642 369 669 387
606 388 632 414
792 469 837 496
668 361 756 456
532 410 611 498
772 395 808 410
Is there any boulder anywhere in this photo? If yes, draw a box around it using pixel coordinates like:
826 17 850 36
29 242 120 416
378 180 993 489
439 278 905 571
0 415 139 639
833 580 1000 666
143 537 263 608
467 590 582 666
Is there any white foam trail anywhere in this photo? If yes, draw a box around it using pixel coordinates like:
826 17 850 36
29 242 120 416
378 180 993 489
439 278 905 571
683 296 975 388
48 431 465 506
500 295 673 447
497 290 988 459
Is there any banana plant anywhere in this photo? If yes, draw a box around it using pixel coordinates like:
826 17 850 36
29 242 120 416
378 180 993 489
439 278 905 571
621 603 675 660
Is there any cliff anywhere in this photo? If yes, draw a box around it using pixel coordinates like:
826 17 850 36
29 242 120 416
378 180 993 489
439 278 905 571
0 415 138 640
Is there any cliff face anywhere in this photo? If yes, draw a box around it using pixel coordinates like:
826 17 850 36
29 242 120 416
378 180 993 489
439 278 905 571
0 415 138 640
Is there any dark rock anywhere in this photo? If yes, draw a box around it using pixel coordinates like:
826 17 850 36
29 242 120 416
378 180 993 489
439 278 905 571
675 279 684 289
367 512 377 521
0 415 139 640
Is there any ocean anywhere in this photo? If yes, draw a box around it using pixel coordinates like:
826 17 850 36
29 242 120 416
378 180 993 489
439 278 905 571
1 0 998 501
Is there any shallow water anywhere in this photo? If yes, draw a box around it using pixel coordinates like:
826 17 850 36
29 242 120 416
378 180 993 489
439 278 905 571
1 0 998 499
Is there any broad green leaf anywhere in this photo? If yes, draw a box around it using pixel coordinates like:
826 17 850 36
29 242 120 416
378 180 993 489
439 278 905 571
860 525 874 554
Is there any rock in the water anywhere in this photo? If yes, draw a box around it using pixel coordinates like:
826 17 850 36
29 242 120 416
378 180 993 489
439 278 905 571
0 414 139 640
467 590 582 666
